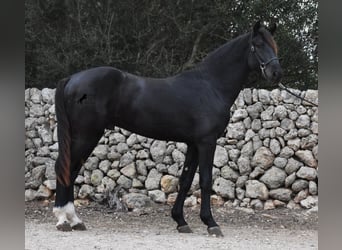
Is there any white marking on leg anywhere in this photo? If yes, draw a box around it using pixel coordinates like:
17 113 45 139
53 204 69 226
64 202 83 227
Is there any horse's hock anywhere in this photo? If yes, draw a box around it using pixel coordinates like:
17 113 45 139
25 87 318 210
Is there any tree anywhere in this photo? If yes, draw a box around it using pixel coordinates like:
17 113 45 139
25 0 318 90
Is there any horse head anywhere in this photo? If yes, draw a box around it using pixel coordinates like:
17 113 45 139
248 21 283 84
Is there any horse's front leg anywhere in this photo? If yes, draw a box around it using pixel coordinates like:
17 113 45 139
171 144 198 233
197 140 224 237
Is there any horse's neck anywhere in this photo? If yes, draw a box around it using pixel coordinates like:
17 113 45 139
199 34 251 106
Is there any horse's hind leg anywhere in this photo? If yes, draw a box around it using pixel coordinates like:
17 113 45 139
171 144 198 233
54 130 103 231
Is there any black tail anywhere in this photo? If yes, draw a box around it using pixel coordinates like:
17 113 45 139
55 77 71 187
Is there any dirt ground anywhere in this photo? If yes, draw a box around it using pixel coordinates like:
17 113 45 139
25 200 318 250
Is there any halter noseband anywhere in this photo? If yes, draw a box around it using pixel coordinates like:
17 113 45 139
250 44 279 78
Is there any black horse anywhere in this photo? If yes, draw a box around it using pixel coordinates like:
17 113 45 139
53 21 282 236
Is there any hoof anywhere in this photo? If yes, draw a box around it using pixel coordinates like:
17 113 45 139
207 226 224 237
56 221 72 232
177 225 193 233
72 222 87 231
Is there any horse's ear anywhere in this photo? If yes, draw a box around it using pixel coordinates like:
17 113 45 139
253 21 261 36
268 23 277 35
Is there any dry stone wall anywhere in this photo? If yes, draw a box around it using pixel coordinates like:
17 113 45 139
25 87 318 210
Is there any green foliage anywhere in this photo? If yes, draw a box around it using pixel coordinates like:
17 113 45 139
25 0 318 89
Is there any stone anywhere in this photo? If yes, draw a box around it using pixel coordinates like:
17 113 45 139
123 193 152 208
176 142 187 154
261 106 274 121
300 134 318 150
296 166 317 181
190 173 200 193
84 157 99 171
161 175 179 193
287 200 301 210
285 172 296 187
156 163 168 173
25 189 37 201
295 150 317 168
270 139 281 155
300 196 318 209
99 160 111 173
212 177 235 199
109 133 126 144
30 88 42 103
245 180 268 200
231 109 248 122
228 149 240 162
281 118 295 131
107 169 121 180
258 89 271 104
210 195 224 206
43 180 56 190
251 147 274 169
304 90 318 106
247 102 263 119
126 134 138 146
120 163 136 178
309 181 318 195
273 200 286 208
227 122 245 140
119 152 135 167
145 168 162 190
250 199 264 210
37 126 53 144
167 163 178 176
279 146 294 158
172 149 185 164
116 175 132 189
243 88 253 104
238 156 251 175
273 105 287 120
269 188 292 202
92 145 108 160
273 157 287 169
296 115 311 129
91 169 104 186
167 193 178 205
75 175 84 184
150 140 167 163
264 200 275 210
221 166 239 181
44 160 56 180
236 175 248 188
285 158 303 174
136 149 149 159
244 129 255 141
101 176 116 191
184 196 197 207
132 178 144 188
148 190 166 203
251 119 262 131
249 166 264 179
41 88 55 104
287 138 301 151
78 184 94 199
213 145 228 167
116 142 129 154
292 179 309 192
236 187 245 200
260 167 287 189
294 189 308 203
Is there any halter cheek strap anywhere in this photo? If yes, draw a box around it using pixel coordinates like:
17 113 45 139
251 45 279 78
